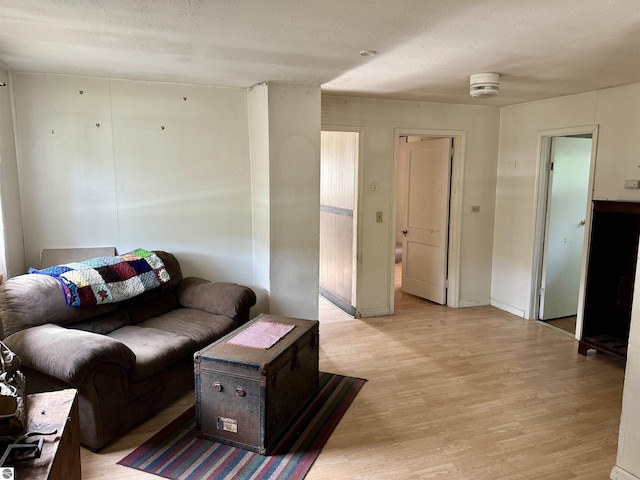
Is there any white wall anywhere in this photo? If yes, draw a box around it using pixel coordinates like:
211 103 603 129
266 83 321 319
492 83 640 318
613 244 640 480
12 73 254 284
247 81 322 320
0 70 24 278
322 96 500 316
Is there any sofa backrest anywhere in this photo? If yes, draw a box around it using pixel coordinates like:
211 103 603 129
119 251 183 324
0 274 119 338
0 250 183 339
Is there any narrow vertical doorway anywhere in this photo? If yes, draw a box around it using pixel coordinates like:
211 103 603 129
533 129 597 335
396 136 453 305
319 130 359 317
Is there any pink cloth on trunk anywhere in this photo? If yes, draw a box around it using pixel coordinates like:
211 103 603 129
227 321 295 349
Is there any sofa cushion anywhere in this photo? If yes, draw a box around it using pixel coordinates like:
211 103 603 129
123 292 179 324
139 308 236 348
107 326 194 382
69 309 131 335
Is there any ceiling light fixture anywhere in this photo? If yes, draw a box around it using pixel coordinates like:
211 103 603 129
360 50 377 57
469 73 500 98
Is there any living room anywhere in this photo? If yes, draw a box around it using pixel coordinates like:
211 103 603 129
1 1 640 479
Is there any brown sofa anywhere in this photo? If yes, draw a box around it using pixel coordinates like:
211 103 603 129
0 251 256 451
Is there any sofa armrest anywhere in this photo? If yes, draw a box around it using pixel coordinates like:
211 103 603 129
177 277 257 325
3 324 135 386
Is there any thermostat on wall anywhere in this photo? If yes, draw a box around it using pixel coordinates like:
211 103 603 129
624 179 640 189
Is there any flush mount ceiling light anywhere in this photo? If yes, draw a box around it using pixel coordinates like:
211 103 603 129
469 73 500 98
359 50 377 57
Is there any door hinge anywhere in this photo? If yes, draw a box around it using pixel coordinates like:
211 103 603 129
546 161 554 172
539 287 545 295
445 279 449 288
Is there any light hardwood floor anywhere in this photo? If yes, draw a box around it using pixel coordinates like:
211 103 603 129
81 280 625 479
545 316 577 335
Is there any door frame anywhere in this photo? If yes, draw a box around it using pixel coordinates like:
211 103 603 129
530 125 599 338
391 128 466 311
321 124 364 317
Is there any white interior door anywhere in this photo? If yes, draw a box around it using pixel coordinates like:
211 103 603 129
401 137 451 304
539 136 592 320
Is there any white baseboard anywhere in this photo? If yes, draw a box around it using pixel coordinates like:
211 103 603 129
611 465 640 480
490 299 526 318
458 298 490 308
359 307 392 318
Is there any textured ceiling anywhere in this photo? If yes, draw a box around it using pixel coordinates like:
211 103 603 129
1 0 639 106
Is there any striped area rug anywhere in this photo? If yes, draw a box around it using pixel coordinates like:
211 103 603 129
118 373 366 480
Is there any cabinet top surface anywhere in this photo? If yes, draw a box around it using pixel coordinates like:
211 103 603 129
593 200 640 213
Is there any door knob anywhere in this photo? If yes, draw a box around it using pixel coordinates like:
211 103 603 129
401 230 408 236
580 219 586 226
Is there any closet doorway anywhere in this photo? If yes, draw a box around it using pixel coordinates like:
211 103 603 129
319 129 359 317
532 127 598 336
396 136 452 305
393 129 465 311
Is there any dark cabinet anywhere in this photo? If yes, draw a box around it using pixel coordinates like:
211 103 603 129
579 200 640 359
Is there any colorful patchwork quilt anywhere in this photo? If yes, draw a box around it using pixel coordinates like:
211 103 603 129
29 248 170 307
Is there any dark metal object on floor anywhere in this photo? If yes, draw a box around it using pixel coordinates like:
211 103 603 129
0 429 57 466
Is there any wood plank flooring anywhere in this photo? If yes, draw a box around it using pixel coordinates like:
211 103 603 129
545 316 577 335
81 283 625 479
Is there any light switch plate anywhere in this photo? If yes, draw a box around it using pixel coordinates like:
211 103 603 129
624 179 640 189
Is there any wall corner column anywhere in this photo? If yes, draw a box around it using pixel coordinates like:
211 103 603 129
248 82 321 320
611 236 640 480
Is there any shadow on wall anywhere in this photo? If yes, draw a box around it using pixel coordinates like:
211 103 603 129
250 287 269 318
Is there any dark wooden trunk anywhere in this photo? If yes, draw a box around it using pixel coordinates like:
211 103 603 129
194 314 319 454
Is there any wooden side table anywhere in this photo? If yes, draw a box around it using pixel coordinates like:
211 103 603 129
14 389 81 480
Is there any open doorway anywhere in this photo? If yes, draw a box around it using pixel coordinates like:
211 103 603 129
532 127 598 335
395 136 453 305
319 129 359 319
